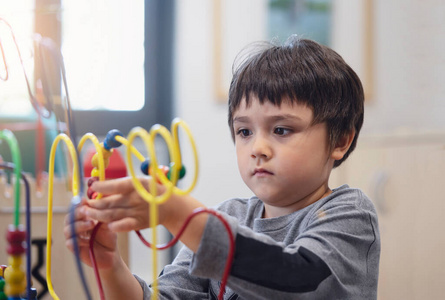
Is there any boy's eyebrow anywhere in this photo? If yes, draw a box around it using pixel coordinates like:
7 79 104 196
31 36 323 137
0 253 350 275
269 114 303 122
233 114 303 123
233 116 250 123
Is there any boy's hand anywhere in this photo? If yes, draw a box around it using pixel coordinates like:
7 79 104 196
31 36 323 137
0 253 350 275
64 198 118 270
85 177 155 232
84 176 209 253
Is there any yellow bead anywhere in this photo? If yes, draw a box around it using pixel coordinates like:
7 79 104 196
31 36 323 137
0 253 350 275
91 153 99 168
7 256 21 268
4 281 26 296
91 150 111 169
103 148 113 159
4 267 24 283
90 168 100 178
3 266 25 296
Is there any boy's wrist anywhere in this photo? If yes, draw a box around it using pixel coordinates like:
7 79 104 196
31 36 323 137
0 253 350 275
99 249 125 279
159 194 208 253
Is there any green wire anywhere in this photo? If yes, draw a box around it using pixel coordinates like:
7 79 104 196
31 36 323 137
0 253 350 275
0 129 22 227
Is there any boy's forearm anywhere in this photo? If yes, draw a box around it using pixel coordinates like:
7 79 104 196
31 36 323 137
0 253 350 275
161 195 209 253
100 254 144 300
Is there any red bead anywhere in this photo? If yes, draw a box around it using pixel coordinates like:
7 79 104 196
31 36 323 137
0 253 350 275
6 228 26 244
87 187 95 199
6 244 25 256
87 177 99 187
6 227 26 255
6 244 25 255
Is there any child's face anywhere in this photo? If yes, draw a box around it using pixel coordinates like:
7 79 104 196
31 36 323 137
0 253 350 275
233 97 335 217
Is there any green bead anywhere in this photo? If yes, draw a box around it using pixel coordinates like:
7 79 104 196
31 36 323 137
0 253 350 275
167 163 186 180
0 279 4 300
179 165 186 179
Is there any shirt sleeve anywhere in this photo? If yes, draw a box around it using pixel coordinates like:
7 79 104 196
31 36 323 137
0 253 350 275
134 246 210 300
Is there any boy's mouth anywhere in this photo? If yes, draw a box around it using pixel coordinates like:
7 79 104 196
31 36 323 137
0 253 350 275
253 168 273 176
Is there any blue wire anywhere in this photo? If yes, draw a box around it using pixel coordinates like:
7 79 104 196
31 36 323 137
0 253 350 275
70 196 92 300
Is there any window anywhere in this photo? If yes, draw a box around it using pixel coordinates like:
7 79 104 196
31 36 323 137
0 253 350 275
62 0 145 112
67 0 175 136
1 0 175 136
268 0 332 46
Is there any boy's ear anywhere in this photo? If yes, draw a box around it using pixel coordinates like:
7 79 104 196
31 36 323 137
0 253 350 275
330 130 355 161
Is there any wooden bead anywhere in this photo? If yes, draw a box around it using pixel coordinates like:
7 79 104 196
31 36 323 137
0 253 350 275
104 129 123 150
87 177 99 187
6 228 26 256
140 159 149 175
87 187 95 199
3 261 25 296
90 168 100 178
167 163 186 180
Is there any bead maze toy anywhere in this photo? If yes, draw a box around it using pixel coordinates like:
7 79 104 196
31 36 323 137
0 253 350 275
1 17 236 300
44 118 235 300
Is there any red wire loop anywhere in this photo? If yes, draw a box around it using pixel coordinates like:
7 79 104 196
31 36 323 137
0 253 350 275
136 207 235 300
89 222 105 300
89 207 235 300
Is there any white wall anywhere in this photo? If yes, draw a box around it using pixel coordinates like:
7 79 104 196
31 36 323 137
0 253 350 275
173 0 445 209
174 0 267 207
333 0 445 135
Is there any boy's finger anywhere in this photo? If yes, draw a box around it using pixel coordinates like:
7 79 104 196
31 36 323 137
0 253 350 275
87 194 129 210
65 238 90 252
63 219 96 239
63 204 89 225
108 218 141 232
91 177 139 194
85 207 131 224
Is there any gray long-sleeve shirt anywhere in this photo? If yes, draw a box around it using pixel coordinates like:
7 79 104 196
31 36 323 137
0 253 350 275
135 185 380 299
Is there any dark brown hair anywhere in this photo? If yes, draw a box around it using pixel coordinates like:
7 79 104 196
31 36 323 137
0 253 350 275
228 36 364 168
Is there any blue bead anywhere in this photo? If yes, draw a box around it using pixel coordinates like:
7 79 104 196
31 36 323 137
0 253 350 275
140 159 150 175
104 129 123 150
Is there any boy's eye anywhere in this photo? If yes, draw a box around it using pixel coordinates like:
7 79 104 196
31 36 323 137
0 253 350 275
274 127 291 136
236 129 251 137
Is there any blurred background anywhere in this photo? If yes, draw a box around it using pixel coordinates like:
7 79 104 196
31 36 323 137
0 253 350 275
1 0 444 299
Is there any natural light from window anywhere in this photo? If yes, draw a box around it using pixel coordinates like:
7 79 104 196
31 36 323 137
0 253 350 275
62 0 145 111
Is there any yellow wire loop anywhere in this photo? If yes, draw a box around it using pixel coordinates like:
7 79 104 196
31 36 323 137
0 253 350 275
170 118 199 195
78 133 106 199
123 118 198 300
126 125 176 204
46 133 80 300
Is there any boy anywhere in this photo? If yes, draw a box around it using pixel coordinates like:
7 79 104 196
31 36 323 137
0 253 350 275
65 36 380 299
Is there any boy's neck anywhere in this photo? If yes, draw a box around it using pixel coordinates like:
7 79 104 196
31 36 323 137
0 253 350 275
261 186 332 218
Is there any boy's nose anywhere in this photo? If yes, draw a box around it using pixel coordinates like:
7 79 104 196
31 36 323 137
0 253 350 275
251 136 271 159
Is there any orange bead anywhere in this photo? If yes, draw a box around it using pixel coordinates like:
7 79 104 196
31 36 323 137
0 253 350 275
149 165 169 184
